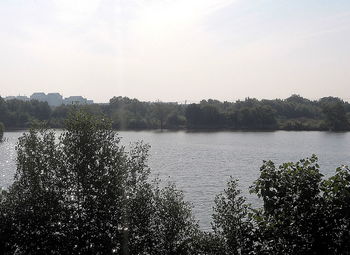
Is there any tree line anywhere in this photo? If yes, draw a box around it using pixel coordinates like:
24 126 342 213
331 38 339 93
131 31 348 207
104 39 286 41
1 112 350 254
1 94 350 131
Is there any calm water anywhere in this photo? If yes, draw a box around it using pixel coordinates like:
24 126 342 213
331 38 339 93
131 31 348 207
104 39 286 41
1 130 350 230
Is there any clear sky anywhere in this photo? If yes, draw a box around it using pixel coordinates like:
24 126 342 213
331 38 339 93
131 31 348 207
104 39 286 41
1 0 350 103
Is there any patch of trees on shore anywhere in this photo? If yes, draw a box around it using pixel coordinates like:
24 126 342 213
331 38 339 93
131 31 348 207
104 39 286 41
1 112 350 254
1 94 350 131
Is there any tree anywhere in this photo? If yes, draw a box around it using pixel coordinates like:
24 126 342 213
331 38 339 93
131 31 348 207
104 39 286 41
207 156 350 254
321 165 350 254
0 111 199 254
153 101 171 130
166 112 185 129
201 105 224 127
185 104 202 128
151 185 199 255
322 101 349 131
251 155 329 254
124 147 199 255
185 104 225 129
3 125 66 254
211 178 254 255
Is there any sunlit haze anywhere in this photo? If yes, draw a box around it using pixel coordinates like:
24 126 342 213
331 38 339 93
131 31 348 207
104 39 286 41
1 0 350 103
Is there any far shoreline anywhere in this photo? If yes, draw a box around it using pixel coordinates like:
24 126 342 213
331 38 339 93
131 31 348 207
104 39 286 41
3 127 349 133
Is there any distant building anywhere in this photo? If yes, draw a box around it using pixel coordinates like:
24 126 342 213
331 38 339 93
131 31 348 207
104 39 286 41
5 92 94 106
4 96 16 101
30 93 47 102
64 96 88 105
4 95 29 101
17 96 30 101
47 93 63 107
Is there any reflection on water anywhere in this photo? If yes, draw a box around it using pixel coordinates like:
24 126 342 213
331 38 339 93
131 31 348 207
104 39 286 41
1 130 350 230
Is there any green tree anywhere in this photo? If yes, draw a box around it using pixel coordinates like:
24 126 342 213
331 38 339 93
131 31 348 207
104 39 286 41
321 166 350 254
322 101 349 131
153 101 171 130
251 155 327 254
0 111 199 254
206 156 350 254
166 113 185 129
3 126 66 254
185 104 202 128
152 185 199 255
57 112 128 253
211 178 254 255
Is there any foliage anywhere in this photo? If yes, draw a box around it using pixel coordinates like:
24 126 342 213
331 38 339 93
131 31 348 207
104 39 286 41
203 155 350 254
211 178 254 255
321 100 350 131
0 112 199 254
0 98 50 128
1 95 350 131
251 155 326 254
321 166 350 253
151 185 199 254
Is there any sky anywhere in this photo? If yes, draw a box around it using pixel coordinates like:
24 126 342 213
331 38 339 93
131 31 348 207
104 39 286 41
0 0 350 103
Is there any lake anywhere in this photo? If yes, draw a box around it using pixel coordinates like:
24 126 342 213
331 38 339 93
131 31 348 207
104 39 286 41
1 130 350 231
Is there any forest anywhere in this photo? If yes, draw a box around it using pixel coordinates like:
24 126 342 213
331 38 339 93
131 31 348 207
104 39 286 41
1 112 350 254
0 94 350 131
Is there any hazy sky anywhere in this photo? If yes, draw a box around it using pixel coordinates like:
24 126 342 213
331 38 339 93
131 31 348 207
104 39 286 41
1 0 350 103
